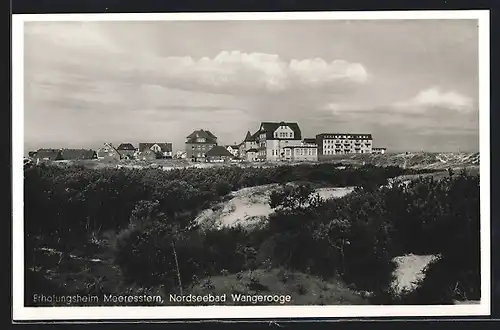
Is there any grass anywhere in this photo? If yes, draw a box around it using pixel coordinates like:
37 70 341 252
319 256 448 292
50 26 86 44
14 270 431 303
179 268 370 305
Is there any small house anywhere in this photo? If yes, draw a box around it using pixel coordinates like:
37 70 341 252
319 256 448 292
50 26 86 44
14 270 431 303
97 143 121 161
138 143 173 159
205 145 234 163
34 149 63 162
116 143 136 159
138 149 158 161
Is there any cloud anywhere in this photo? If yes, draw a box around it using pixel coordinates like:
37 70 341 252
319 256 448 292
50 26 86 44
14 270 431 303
25 22 368 95
394 87 475 112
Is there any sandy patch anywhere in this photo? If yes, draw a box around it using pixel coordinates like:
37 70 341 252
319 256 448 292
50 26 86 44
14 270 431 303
390 254 439 295
195 184 355 229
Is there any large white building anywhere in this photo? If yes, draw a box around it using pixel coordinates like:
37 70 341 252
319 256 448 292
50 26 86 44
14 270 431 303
316 133 373 156
255 121 304 161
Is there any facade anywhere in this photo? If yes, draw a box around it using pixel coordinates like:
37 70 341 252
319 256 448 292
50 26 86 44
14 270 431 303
255 121 302 161
245 148 259 162
238 131 259 160
60 149 97 160
283 138 318 162
205 145 234 163
137 149 158 161
97 143 121 161
138 143 173 159
117 143 136 159
34 149 63 162
185 129 218 161
316 133 373 156
372 147 387 154
175 151 187 159
225 145 240 158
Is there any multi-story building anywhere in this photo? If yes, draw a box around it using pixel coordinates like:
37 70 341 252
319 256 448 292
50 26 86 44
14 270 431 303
238 131 259 160
185 129 218 161
372 147 387 154
316 133 373 157
283 138 318 162
255 121 303 161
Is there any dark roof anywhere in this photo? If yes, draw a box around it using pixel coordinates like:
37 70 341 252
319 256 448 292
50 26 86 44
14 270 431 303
139 143 173 152
316 133 373 140
117 143 136 150
244 131 253 142
246 148 259 153
259 122 302 140
35 149 62 160
186 130 218 144
303 138 317 144
60 149 96 160
206 145 234 157
226 145 239 149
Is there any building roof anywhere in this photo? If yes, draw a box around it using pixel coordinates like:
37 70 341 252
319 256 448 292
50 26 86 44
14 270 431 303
138 143 173 152
60 149 96 160
283 145 318 149
97 143 121 156
206 145 234 157
259 122 302 140
186 129 218 144
117 143 136 150
316 133 373 140
35 149 62 160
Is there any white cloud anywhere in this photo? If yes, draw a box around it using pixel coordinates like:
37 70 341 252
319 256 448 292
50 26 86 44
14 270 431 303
394 87 475 112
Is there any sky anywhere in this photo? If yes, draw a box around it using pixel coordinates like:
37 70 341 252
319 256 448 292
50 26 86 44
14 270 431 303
23 19 480 153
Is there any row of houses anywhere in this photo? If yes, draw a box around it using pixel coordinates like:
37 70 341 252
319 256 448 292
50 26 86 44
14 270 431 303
29 142 174 162
184 122 387 163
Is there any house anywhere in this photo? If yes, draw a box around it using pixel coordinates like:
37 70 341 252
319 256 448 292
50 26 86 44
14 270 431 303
316 133 373 158
33 149 63 162
97 143 121 161
137 149 158 161
245 148 259 162
225 144 240 158
60 149 97 160
116 143 136 159
205 145 234 163
372 147 387 154
238 131 259 160
254 121 303 161
185 129 218 162
138 143 173 159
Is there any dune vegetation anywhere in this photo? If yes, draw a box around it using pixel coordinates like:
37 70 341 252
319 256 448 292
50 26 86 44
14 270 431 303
24 160 480 306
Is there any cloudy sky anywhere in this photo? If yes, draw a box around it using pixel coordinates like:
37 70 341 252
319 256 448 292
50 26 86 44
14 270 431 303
24 19 479 153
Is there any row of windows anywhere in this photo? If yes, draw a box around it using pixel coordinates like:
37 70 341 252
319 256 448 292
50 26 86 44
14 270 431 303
275 131 293 138
324 145 371 149
323 135 371 139
323 150 367 155
324 139 372 144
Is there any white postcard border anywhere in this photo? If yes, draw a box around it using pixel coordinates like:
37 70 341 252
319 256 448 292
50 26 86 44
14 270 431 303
12 10 491 321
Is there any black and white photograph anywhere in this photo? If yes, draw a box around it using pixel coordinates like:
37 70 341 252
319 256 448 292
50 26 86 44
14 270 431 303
12 10 490 320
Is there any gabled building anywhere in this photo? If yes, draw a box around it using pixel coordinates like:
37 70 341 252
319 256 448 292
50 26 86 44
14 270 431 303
34 149 63 162
255 121 303 161
60 148 97 160
138 143 173 159
316 133 373 157
225 144 240 158
97 143 121 161
116 143 136 159
238 130 259 160
185 129 218 162
205 145 234 163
